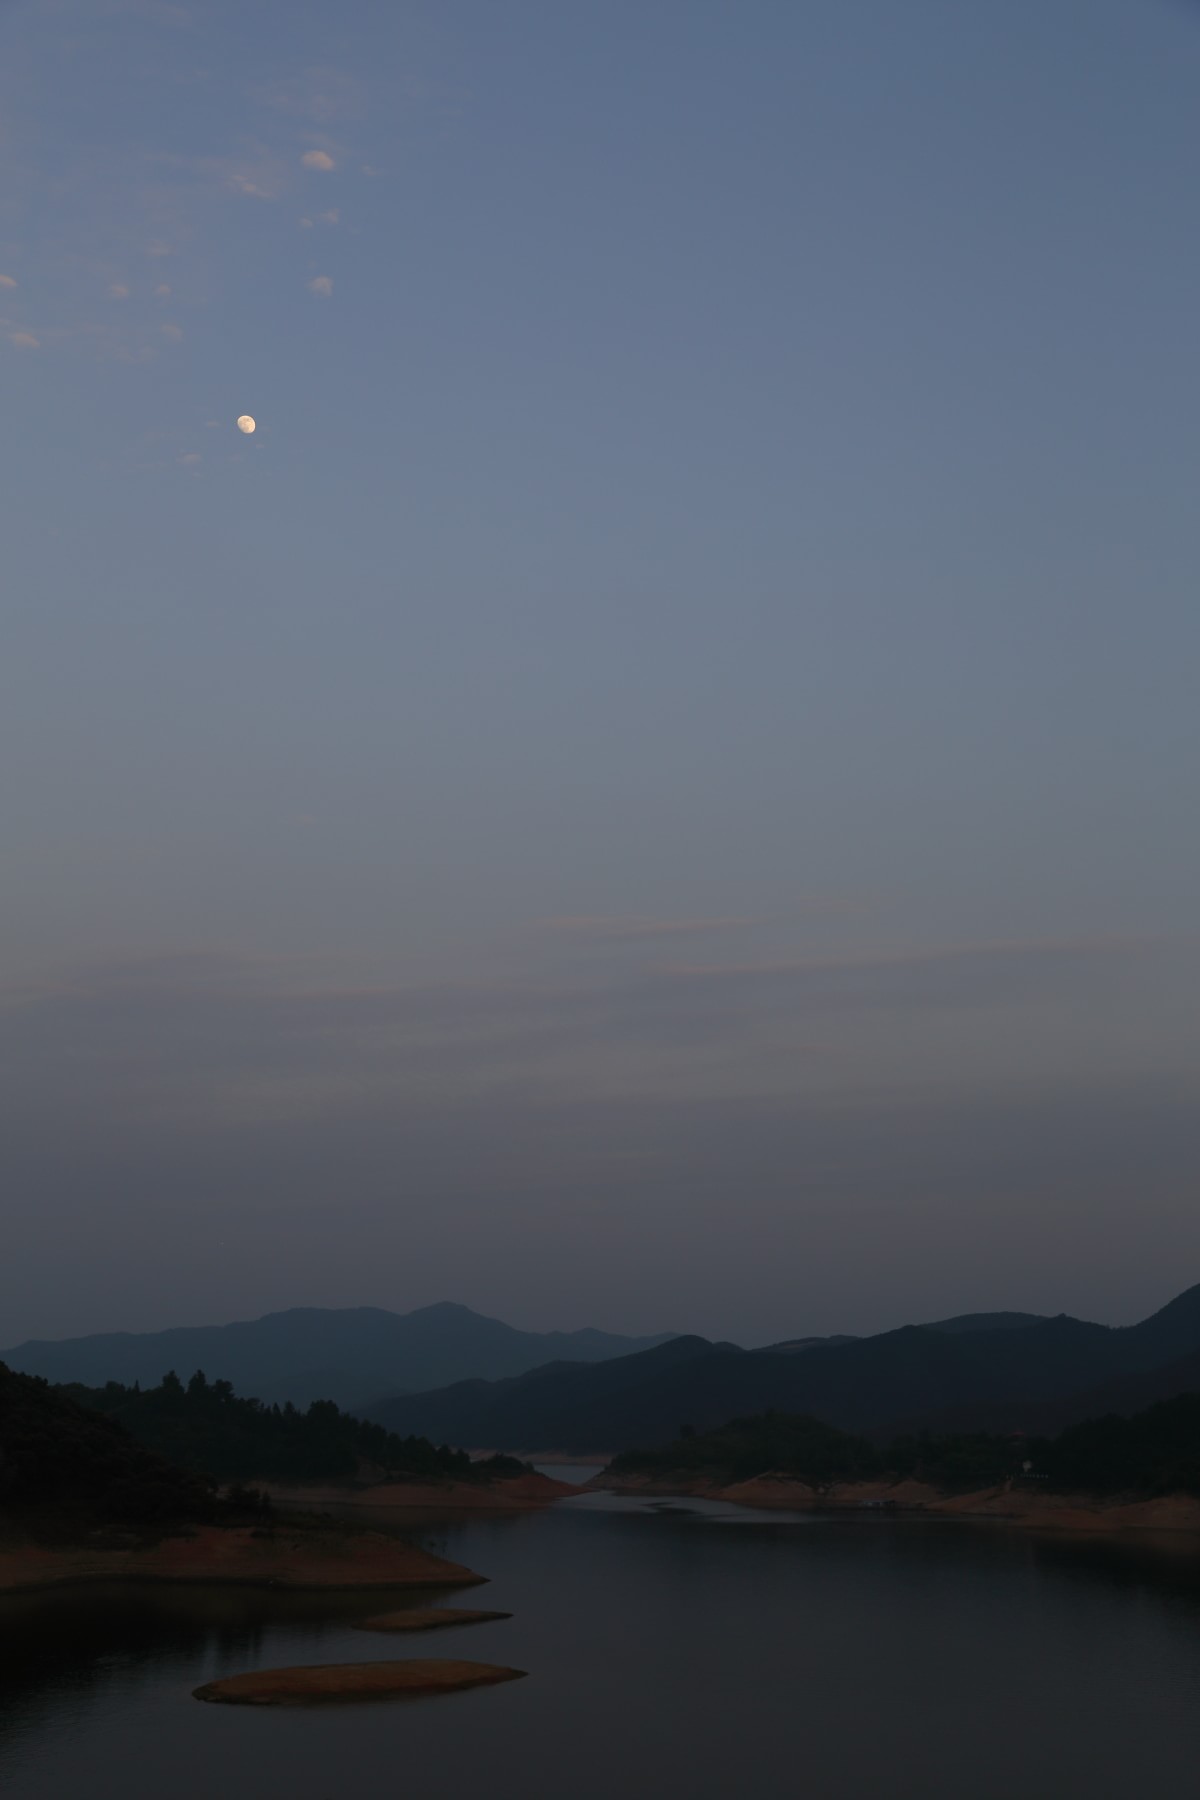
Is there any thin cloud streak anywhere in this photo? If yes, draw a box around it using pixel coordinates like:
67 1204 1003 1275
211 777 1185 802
541 915 756 941
0 933 1174 1138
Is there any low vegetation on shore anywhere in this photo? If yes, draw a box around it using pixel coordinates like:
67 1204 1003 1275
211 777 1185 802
609 1395 1200 1499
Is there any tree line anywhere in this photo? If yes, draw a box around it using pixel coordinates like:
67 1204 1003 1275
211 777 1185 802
58 1368 529 1485
611 1394 1200 1497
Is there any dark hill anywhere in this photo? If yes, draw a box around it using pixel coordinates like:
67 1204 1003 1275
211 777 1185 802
609 1397 1200 1500
59 1369 522 1486
365 1335 729 1449
884 1345 1200 1441
365 1285 1200 1454
1 1304 676 1411
0 1362 213 1527
921 1311 1048 1334
1117 1282 1200 1367
762 1335 860 1354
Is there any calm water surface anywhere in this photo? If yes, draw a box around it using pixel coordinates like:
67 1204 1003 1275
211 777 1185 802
4 1481 1200 1800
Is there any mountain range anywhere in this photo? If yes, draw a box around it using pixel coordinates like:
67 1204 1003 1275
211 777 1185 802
11 1286 1200 1455
0 1304 675 1411
362 1285 1200 1453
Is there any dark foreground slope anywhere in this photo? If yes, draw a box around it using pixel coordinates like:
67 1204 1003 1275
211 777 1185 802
0 1362 215 1528
0 1363 485 1594
2 1303 675 1410
367 1284 1200 1453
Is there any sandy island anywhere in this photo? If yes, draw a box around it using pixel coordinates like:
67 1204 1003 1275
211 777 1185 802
596 1472 1200 1535
0 1522 486 1596
193 1658 526 1705
353 1605 512 1632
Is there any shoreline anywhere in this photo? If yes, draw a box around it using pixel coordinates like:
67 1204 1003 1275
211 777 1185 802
262 1471 574 1511
0 1521 486 1597
593 1473 1200 1537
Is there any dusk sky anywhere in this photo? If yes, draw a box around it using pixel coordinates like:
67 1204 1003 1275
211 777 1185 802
3 0 1199 1348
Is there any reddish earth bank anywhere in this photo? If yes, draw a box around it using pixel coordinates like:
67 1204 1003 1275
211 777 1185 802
0 1523 484 1594
353 1606 512 1631
597 1471 1200 1534
193 1658 526 1705
265 1471 572 1510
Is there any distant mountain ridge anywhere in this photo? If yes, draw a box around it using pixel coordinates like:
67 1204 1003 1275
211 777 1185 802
367 1334 731 1449
0 1303 677 1412
13 1289 1200 1450
362 1285 1200 1454
759 1310 1050 1356
921 1311 1049 1335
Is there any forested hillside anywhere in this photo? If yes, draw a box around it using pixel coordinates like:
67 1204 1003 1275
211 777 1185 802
61 1369 526 1484
610 1395 1200 1498
0 1363 214 1526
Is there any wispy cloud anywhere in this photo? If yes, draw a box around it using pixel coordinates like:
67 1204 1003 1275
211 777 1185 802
256 67 364 126
1 938 1194 1344
226 161 285 200
146 145 288 202
307 274 333 297
88 0 193 26
651 937 1150 1013
0 933 1166 1133
541 916 755 942
9 330 39 349
0 19 453 387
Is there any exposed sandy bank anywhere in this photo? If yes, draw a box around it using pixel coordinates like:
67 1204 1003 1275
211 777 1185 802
720 1475 942 1509
266 1471 572 1510
597 1471 1200 1536
926 1487 1200 1534
353 1606 512 1632
193 1658 525 1705
0 1523 484 1595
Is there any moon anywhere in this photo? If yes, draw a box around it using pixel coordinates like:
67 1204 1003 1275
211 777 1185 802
236 414 256 435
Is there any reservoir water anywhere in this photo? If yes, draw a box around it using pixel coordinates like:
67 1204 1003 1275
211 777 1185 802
4 1483 1200 1799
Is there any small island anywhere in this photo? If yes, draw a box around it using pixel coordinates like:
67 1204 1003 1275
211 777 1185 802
353 1606 512 1632
193 1658 526 1705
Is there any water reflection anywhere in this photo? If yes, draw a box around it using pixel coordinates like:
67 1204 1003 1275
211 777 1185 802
0 1575 467 1773
3 1504 1200 1800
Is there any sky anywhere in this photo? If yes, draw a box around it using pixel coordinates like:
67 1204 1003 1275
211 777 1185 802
2 0 1199 1349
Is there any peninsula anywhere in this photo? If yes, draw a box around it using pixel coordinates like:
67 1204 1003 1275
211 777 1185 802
0 1362 485 1594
